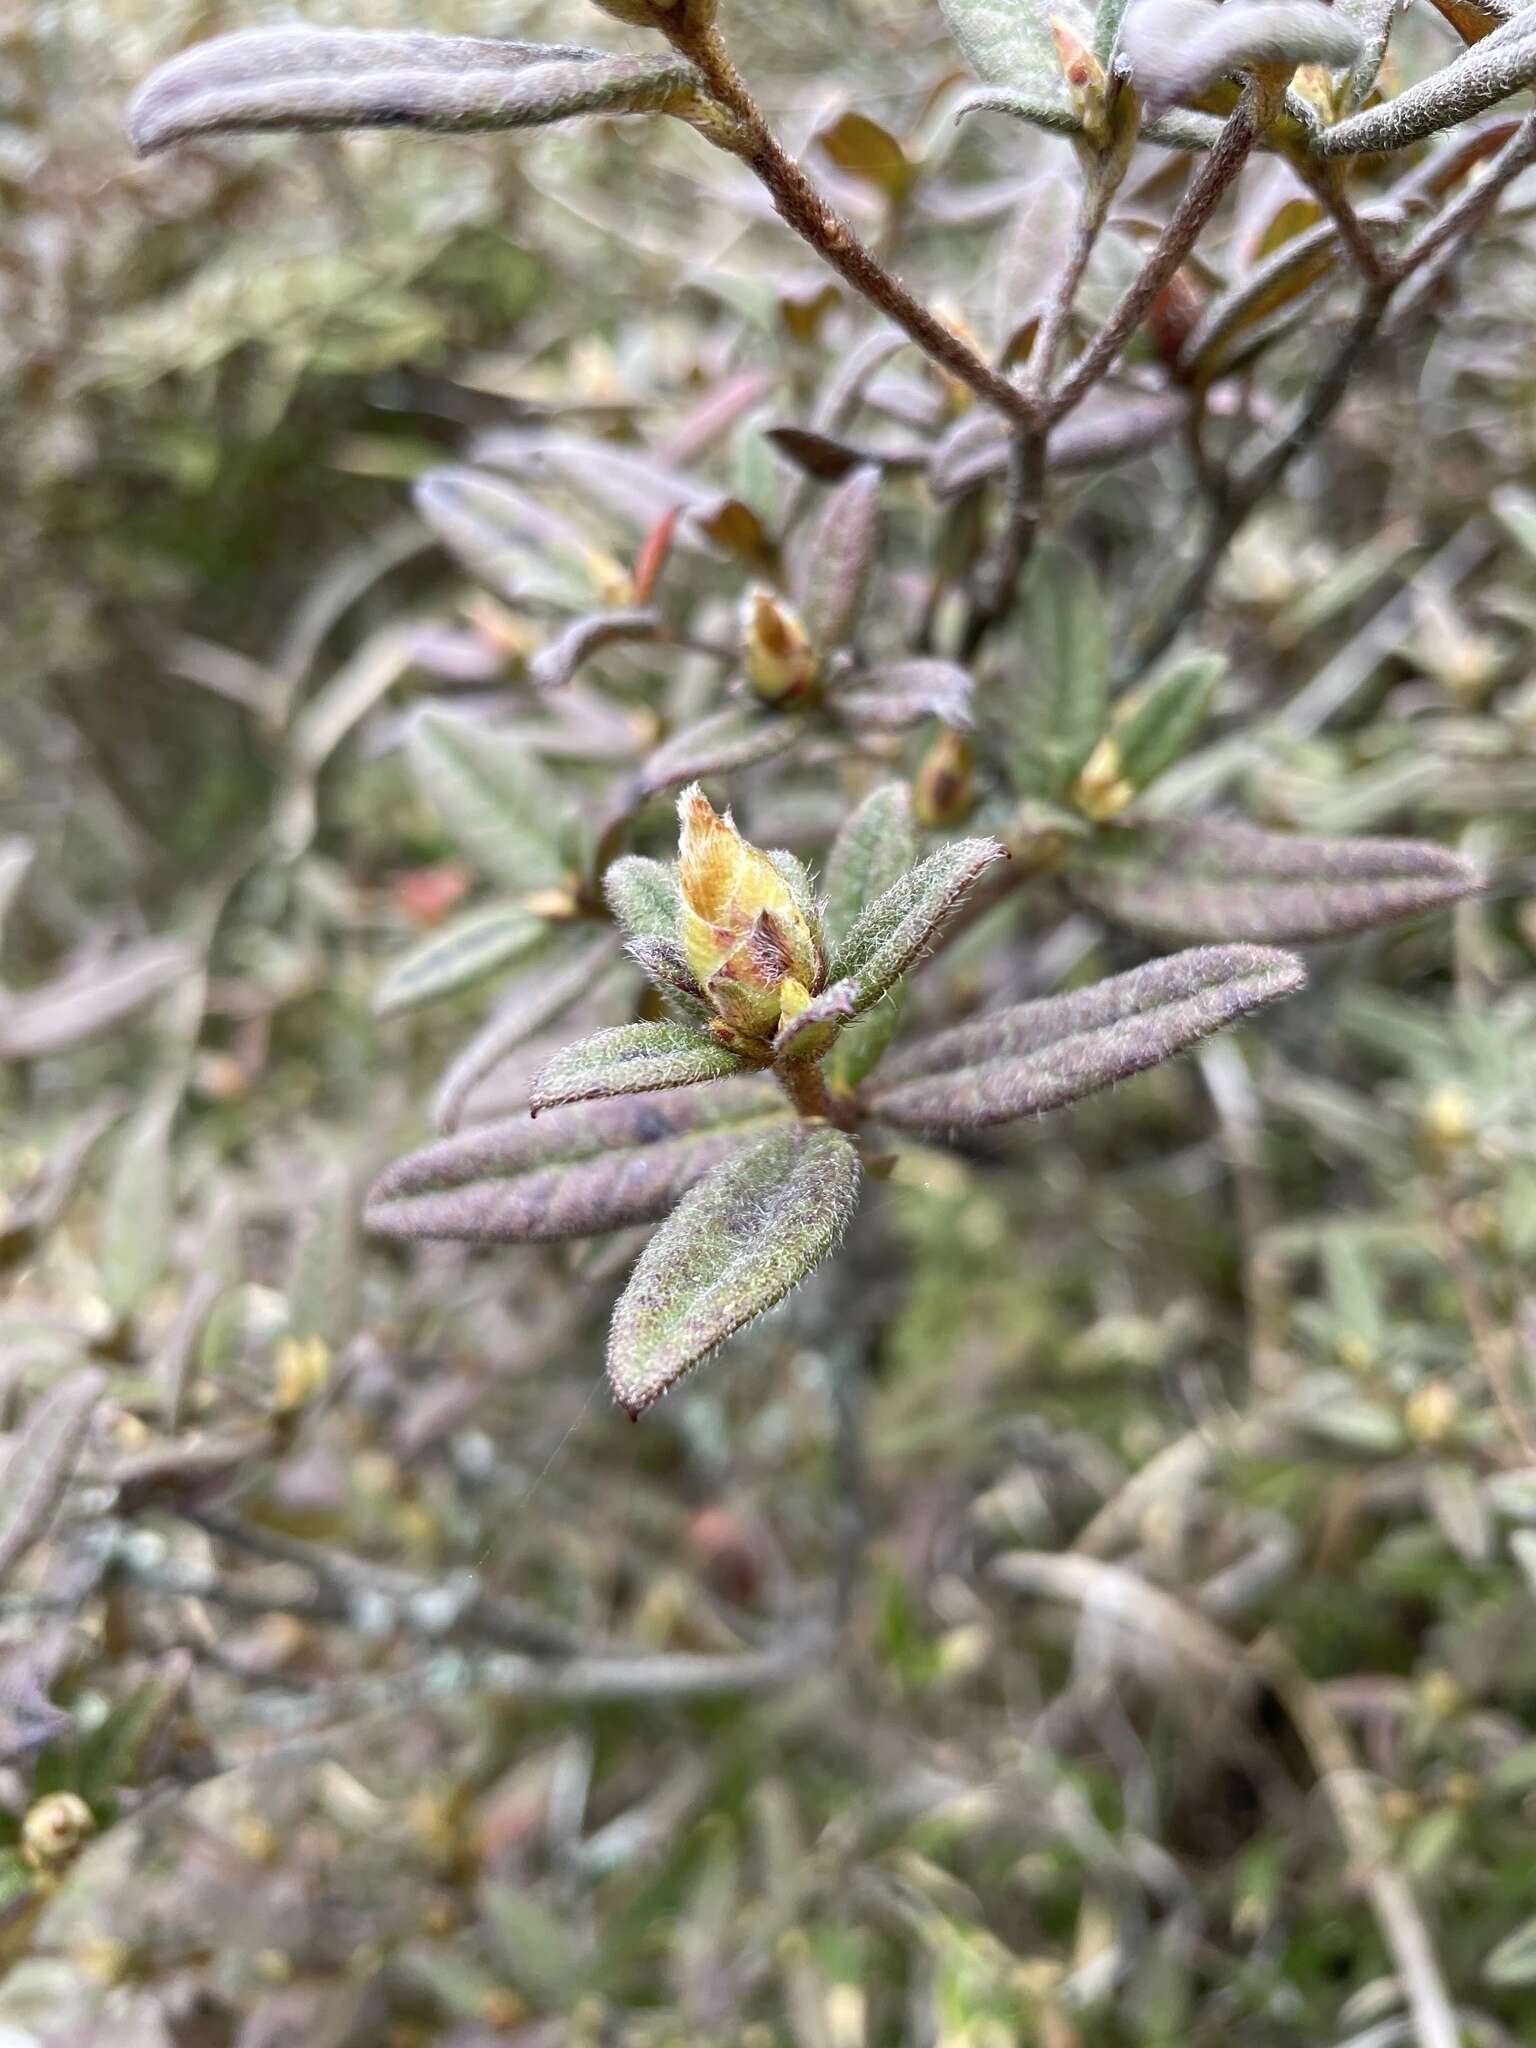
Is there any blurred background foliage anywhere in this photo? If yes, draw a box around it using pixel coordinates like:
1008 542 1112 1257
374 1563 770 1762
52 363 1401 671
5 0 1536 2043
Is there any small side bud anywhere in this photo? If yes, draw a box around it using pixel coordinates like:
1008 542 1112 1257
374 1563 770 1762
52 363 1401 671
743 589 820 704
1405 1380 1460 1447
915 728 976 828
1072 736 1136 823
22 1793 95 1877
1051 16 1111 143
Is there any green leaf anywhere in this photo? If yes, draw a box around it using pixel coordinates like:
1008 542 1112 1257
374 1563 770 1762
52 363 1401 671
530 1023 748 1115
1111 652 1223 791
1066 818 1483 942
433 934 625 1131
1485 1914 1536 1988
1003 545 1110 802
824 783 917 951
100 1095 176 1318
366 1078 791 1243
607 1126 862 1417
128 28 702 153
939 0 1082 108
604 857 681 943
830 836 1008 997
285 1161 359 1348
0 1369 107 1586
797 465 881 653
637 707 798 797
868 944 1305 1131
373 904 549 1017
407 706 580 892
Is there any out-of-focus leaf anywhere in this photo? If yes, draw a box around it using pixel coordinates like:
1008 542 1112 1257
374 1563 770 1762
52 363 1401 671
797 465 881 654
285 1161 358 1348
0 1369 106 1586
366 1078 791 1243
529 608 666 691
869 944 1304 1130
939 0 1080 111
824 784 918 949
1111 652 1223 790
930 393 1188 499
129 29 702 153
482 1884 589 2004
606 1125 862 1417
100 1095 176 1319
958 82 1225 149
834 659 975 732
780 838 1007 1061
373 904 549 1018
0 839 33 948
1181 226 1345 380
529 1023 748 1115
1067 818 1482 941
605 858 681 944
433 936 623 1131
636 707 798 796
1002 545 1110 801
1425 0 1517 45
1122 0 1360 114
1317 20 1536 155
407 705 580 892
817 109 917 200
691 494 780 574
0 941 189 1062
413 466 603 612
1485 1914 1536 1987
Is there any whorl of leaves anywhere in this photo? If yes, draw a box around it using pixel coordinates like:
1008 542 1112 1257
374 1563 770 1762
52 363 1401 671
128 29 701 153
365 1079 791 1244
1068 819 1483 942
868 945 1305 1132
607 1126 862 1417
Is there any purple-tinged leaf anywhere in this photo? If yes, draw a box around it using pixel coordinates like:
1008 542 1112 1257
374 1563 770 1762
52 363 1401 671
432 936 625 1132
1068 819 1484 942
530 609 665 691
607 1126 862 1417
366 1079 791 1243
796 466 882 653
0 941 189 1062
0 1369 108 1585
636 708 798 797
870 944 1305 1131
834 659 976 733
529 1022 748 1115
930 394 1187 500
408 706 580 892
374 905 549 1019
128 30 701 154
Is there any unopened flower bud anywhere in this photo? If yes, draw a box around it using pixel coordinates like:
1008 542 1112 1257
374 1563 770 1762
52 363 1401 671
1072 735 1136 822
1051 17 1110 143
915 728 976 827
22 1792 95 1875
1420 1082 1475 1154
743 588 819 703
676 785 822 1044
1405 1380 1459 1447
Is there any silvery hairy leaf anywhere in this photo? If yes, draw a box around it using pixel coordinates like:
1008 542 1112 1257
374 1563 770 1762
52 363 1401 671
956 85 1228 151
408 705 582 894
939 0 1088 116
373 904 550 1018
1067 818 1483 942
414 467 604 614
834 660 976 733
1317 14 1536 154
128 29 701 154
824 784 918 950
1003 544 1110 803
625 935 713 1022
1122 0 1361 114
777 838 1008 1062
366 1077 791 1243
606 1125 862 1418
530 610 666 692
0 941 189 1063
605 858 681 944
529 1022 749 1115
0 1369 107 1586
796 466 881 655
930 395 1188 501
433 936 628 1131
636 707 798 797
868 944 1304 1131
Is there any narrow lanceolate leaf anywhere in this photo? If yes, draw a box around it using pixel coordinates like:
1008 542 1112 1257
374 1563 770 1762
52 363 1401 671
128 29 701 153
604 857 681 944
433 936 623 1131
529 609 666 692
373 904 549 1018
781 838 1007 1060
366 1078 791 1243
636 708 798 797
529 1023 748 1116
958 83 1225 150
408 706 580 893
285 1162 358 1348
834 660 976 733
0 1369 108 1585
414 467 598 612
626 935 712 1021
1110 653 1223 791
869 945 1305 1131
1004 545 1110 803
0 942 188 1062
1181 225 1346 381
1122 0 1361 113
100 1095 176 1319
1317 19 1536 155
824 783 917 950
607 1127 862 1418
1067 819 1483 942
797 466 881 654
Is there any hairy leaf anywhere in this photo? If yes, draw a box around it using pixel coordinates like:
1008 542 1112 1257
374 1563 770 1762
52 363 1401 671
607 1126 862 1417
1317 18 1536 155
824 783 918 949
605 857 682 943
1111 653 1224 791
0 942 189 1062
433 937 625 1131
931 394 1187 499
940 0 1082 111
636 707 798 796
366 1079 791 1243
870 944 1305 1130
626 935 712 1021
100 1096 175 1319
408 706 580 893
529 1023 748 1115
285 1161 358 1349
1181 225 1348 380
1068 819 1483 941
373 904 549 1018
797 465 881 654
834 659 976 733
1003 545 1110 801
958 84 1228 150
414 467 601 613
0 1370 108 1585
529 609 666 691
1122 0 1361 113
129 29 701 153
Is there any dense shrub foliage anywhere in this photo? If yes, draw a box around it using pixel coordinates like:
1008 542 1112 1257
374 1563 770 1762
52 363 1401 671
4 0 1536 2040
